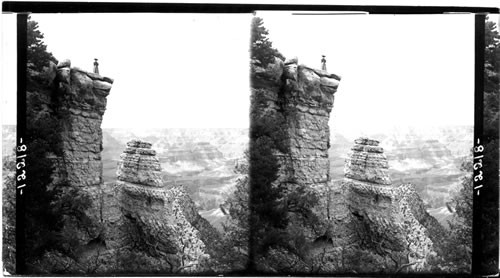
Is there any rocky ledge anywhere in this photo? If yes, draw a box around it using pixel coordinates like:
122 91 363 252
344 137 392 185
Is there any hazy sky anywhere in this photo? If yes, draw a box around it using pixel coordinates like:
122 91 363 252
2 12 480 133
257 12 475 137
27 13 252 128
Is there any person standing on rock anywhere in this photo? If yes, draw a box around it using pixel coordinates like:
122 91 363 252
321 55 327 71
93 58 99 74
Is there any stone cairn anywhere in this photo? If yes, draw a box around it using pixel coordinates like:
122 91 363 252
117 139 163 187
344 137 392 185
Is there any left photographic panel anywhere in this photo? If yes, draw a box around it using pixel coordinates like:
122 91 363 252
3 13 251 274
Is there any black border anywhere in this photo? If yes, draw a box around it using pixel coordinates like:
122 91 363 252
2 2 499 14
472 14 485 275
15 13 28 275
5 2 499 276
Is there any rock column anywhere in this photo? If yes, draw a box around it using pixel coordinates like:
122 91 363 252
54 59 114 245
341 137 436 271
112 140 208 272
280 59 341 190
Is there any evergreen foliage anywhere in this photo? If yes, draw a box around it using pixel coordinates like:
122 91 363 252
251 17 285 68
27 16 57 72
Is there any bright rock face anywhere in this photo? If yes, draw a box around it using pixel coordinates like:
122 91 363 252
117 140 163 187
344 137 392 185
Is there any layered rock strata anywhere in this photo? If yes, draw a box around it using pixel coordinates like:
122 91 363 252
344 137 391 185
117 140 163 187
111 140 209 272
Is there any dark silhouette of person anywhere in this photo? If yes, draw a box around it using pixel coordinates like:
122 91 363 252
93 58 99 74
321 55 327 71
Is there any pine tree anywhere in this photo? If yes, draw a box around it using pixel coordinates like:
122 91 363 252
251 17 285 68
27 16 57 73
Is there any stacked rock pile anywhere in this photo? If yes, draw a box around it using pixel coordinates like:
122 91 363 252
117 139 163 187
344 137 392 185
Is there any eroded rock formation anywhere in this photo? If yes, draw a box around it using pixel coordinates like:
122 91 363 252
104 140 210 272
252 57 340 193
337 137 439 271
52 60 114 246
24 58 218 274
280 60 340 190
251 56 446 273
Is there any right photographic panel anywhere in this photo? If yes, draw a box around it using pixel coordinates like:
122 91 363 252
249 11 486 274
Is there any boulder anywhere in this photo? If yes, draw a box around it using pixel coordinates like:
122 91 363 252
57 58 71 68
284 56 298 65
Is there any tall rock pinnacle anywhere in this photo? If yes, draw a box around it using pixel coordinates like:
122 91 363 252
280 58 341 190
111 140 209 272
